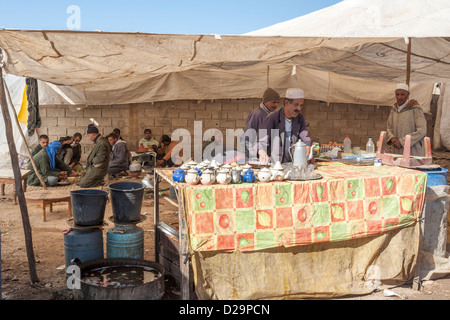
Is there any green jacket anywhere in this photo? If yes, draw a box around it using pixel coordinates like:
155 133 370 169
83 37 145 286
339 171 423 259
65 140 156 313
31 144 42 157
78 135 111 188
27 149 72 186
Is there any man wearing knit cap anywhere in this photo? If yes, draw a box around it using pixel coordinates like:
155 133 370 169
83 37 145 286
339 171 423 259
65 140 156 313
257 88 312 165
242 88 280 160
386 83 427 156
78 124 111 188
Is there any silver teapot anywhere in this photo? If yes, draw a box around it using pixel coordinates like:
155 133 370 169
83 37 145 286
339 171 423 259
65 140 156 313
289 140 313 169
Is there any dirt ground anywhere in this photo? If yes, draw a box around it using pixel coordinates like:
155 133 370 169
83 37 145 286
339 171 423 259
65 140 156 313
0 177 182 300
1 153 450 301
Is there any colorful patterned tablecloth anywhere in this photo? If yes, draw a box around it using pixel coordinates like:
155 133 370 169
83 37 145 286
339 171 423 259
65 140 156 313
163 162 427 252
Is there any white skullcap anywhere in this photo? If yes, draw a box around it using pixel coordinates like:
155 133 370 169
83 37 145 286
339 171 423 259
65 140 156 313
395 83 409 92
285 88 304 99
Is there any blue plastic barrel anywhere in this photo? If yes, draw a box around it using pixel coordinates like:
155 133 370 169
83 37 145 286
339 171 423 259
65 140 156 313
64 228 104 273
70 189 109 226
106 225 144 259
422 168 448 187
108 182 145 223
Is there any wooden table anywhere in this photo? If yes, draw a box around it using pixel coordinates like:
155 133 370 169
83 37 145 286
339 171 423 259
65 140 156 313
25 190 72 222
154 162 429 299
0 169 30 204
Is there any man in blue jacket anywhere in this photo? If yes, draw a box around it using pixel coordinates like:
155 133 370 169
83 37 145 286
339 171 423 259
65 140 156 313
257 88 311 165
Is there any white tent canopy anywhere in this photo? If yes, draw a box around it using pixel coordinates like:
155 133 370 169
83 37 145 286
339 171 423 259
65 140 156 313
246 0 450 148
246 0 450 37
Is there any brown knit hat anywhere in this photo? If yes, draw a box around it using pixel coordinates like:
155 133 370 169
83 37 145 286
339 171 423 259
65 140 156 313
262 88 280 103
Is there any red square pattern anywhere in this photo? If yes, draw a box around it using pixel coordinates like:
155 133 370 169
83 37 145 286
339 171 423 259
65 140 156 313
275 207 293 228
194 212 214 234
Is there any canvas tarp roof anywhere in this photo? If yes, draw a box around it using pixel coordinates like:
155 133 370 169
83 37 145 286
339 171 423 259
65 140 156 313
1 29 424 106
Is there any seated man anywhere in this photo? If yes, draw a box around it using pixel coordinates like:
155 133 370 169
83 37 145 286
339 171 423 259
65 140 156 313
138 128 158 166
31 134 49 156
57 136 74 165
156 135 183 167
69 132 83 172
27 141 79 186
78 124 111 188
113 128 126 143
107 132 130 177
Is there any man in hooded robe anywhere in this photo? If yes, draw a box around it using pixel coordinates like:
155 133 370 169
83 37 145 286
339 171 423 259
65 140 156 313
386 83 427 156
27 141 75 186
78 124 111 188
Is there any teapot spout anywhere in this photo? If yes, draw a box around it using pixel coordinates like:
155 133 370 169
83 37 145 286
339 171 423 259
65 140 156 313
308 145 314 160
284 169 291 179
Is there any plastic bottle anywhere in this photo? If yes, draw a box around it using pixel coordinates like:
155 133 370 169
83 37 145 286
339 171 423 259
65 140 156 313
343 136 352 152
366 137 375 154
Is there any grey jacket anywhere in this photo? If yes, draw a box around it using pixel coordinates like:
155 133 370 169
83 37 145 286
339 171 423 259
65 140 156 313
109 140 129 171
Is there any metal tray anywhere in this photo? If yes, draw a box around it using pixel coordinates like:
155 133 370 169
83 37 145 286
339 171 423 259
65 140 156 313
338 158 375 166
287 173 323 181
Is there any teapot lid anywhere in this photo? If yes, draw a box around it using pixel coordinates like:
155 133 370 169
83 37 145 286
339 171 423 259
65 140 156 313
187 168 198 173
272 161 284 170
293 139 307 147
260 167 271 172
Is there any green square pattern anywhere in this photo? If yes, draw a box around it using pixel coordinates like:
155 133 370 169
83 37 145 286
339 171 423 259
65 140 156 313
236 209 255 233
382 196 400 218
312 203 330 227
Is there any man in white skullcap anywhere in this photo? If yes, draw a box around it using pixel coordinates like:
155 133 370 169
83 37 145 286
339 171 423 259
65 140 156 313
257 88 312 165
386 83 427 156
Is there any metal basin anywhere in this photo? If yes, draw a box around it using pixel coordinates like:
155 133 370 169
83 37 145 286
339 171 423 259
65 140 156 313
72 258 165 300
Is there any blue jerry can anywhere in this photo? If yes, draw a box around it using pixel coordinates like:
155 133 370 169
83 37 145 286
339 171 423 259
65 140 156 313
106 225 144 259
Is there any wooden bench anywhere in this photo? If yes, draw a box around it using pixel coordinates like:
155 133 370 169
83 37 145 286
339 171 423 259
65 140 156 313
25 190 72 222
376 131 433 167
0 169 30 205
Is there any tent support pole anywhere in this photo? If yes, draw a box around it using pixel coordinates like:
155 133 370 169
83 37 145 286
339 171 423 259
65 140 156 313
0 66 39 284
2 79 46 189
406 37 412 86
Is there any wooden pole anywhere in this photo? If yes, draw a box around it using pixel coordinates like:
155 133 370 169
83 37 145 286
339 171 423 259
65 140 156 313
0 67 39 283
3 79 46 189
406 37 412 86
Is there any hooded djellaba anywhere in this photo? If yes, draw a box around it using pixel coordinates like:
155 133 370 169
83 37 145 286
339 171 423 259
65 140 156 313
78 124 111 188
27 141 73 186
386 83 427 157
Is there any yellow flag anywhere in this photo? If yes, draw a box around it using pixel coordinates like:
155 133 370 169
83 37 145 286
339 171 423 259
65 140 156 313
17 85 28 125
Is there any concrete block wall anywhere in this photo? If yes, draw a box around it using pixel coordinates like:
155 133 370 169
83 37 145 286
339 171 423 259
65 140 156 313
303 100 391 148
37 99 394 161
